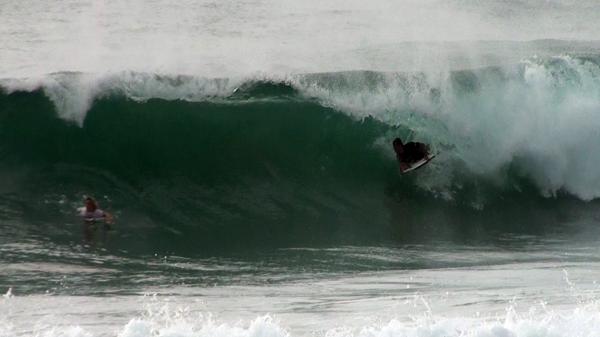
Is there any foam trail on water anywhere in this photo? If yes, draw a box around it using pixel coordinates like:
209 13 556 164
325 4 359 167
119 315 288 337
114 302 600 337
5 303 600 337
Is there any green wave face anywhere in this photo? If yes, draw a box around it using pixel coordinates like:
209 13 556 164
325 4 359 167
2 60 600 254
0 89 407 252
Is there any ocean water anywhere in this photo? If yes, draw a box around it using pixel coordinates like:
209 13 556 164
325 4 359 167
3 0 600 336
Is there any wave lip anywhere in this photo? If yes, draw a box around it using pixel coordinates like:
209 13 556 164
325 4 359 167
0 72 254 125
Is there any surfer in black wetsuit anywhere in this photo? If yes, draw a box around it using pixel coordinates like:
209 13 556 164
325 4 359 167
393 138 429 171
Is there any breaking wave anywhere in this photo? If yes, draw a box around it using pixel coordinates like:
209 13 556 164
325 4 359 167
1 54 600 248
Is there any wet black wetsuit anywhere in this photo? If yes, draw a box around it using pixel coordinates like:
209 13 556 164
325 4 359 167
399 142 428 163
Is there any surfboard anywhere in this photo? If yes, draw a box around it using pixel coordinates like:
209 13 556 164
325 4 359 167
400 154 436 174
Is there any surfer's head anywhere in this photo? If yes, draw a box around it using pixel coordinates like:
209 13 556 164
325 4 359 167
393 138 404 154
85 197 98 212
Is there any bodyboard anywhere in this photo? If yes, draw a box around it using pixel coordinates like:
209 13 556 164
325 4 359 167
400 154 436 174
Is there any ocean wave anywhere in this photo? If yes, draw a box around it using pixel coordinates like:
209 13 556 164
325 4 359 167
1 55 600 247
2 55 600 200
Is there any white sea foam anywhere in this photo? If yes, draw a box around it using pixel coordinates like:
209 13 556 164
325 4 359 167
117 302 600 337
4 303 600 337
440 56 600 200
2 288 13 299
118 315 289 337
294 56 600 200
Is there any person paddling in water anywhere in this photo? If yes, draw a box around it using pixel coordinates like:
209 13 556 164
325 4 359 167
80 197 114 227
393 137 430 172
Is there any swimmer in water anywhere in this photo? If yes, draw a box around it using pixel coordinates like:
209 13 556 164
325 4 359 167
80 197 114 227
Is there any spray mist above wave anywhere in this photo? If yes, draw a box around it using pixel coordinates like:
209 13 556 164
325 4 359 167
2 55 600 201
2 0 600 78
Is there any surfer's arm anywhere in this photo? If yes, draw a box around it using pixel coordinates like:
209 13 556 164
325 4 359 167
399 162 410 172
104 212 114 225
